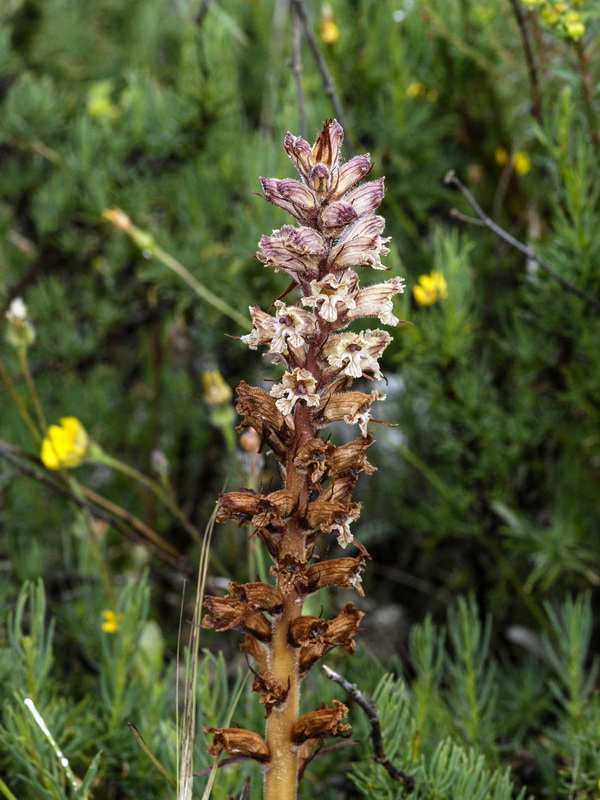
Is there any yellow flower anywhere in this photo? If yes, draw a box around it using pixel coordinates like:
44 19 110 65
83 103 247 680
101 610 124 633
87 81 119 121
495 147 509 166
41 417 90 470
320 4 339 44
541 6 561 24
513 151 531 175
565 11 585 39
413 271 448 306
406 81 427 99
202 370 233 406
321 18 339 44
495 148 531 175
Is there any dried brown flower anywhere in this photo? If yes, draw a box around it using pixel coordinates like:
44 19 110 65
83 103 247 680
291 700 351 744
206 727 271 762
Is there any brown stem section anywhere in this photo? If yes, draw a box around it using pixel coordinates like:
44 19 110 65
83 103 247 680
264 389 315 798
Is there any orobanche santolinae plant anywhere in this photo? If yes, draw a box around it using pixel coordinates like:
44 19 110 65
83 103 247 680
202 120 405 799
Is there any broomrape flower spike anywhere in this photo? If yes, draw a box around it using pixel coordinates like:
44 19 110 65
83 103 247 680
203 120 406 800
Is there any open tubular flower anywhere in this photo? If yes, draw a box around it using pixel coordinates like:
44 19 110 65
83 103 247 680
41 417 90 470
204 120 407 798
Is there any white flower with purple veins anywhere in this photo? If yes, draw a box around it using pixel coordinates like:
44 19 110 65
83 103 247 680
324 330 391 379
320 179 385 233
260 178 317 225
242 303 315 354
270 368 320 416
348 276 406 326
241 306 277 350
330 508 360 548
258 225 327 280
332 154 372 197
270 301 316 352
328 215 390 271
301 272 358 323
348 391 386 436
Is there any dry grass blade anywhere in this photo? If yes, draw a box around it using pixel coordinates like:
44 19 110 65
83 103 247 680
178 504 217 800
127 722 176 788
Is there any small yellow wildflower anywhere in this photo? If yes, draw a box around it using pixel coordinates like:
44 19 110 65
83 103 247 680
406 81 427 100
426 88 439 102
202 369 233 406
495 148 531 175
541 5 561 24
41 417 90 470
565 11 585 39
413 271 448 306
320 4 339 44
495 147 509 166
101 610 124 633
513 151 531 175
87 81 119 121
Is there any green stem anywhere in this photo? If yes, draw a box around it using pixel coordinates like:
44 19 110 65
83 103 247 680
95 451 200 541
391 437 458 506
574 39 600 156
17 348 48 433
0 777 19 800
150 243 250 331
66 475 115 603
0 359 42 443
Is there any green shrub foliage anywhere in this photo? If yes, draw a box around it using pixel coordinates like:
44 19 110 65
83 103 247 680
1 0 599 797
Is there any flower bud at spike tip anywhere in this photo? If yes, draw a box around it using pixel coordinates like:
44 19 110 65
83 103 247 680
205 120 408 798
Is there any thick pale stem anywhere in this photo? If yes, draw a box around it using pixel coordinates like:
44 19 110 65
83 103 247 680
264 596 303 800
263 401 313 799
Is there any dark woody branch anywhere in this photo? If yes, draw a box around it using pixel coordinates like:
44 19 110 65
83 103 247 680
322 664 415 791
445 170 600 313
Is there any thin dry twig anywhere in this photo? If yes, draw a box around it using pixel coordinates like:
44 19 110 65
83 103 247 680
508 0 543 122
291 0 354 155
127 722 177 787
180 506 217 800
237 776 251 800
322 665 415 791
290 5 307 139
0 442 193 574
574 39 600 155
444 170 600 313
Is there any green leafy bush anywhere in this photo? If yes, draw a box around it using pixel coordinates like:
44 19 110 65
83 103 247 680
1 0 599 797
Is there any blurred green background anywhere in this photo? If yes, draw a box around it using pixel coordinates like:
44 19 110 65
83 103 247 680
1 1 600 798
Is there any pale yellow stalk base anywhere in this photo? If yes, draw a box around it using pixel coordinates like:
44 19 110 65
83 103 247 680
263 597 303 800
